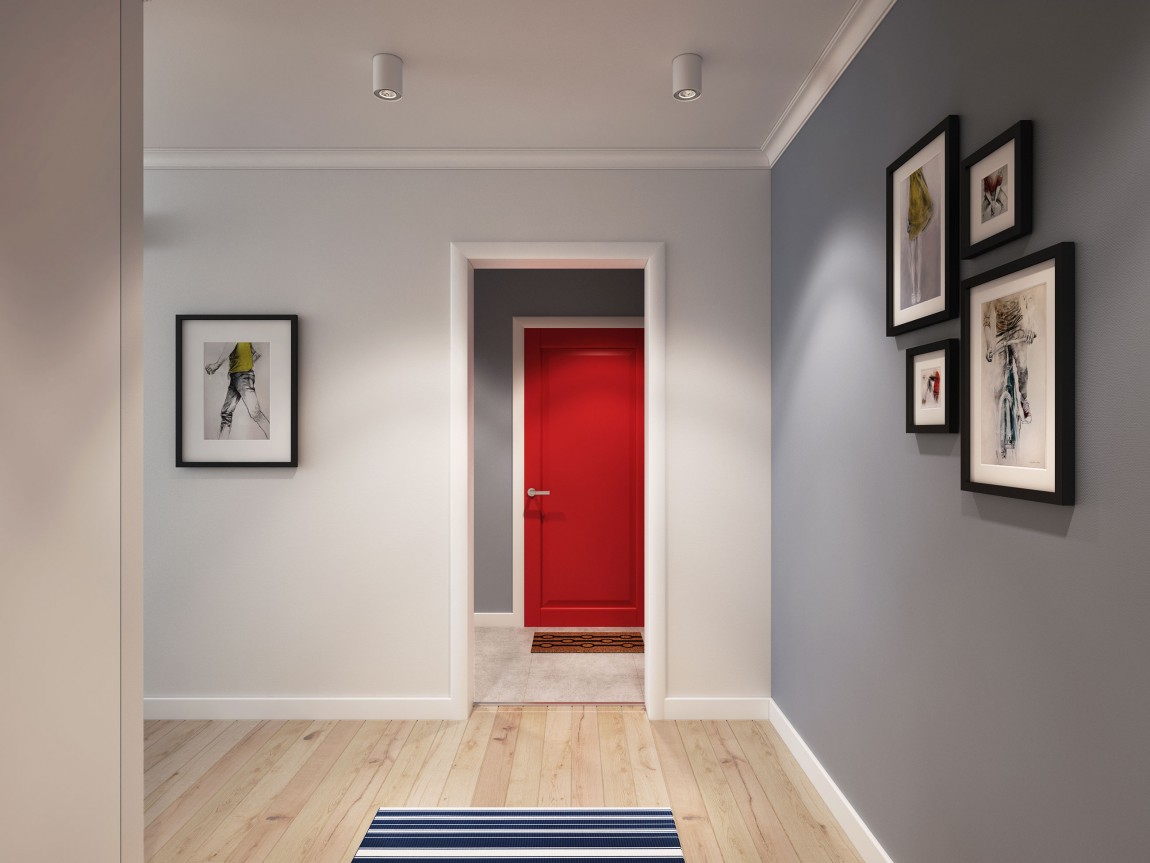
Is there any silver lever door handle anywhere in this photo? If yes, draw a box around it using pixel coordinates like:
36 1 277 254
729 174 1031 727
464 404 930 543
527 488 550 498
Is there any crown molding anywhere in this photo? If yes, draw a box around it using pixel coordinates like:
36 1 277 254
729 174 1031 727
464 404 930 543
761 0 898 166
144 2 896 173
143 147 770 171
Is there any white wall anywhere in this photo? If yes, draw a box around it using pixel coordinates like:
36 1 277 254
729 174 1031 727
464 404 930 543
144 168 771 717
0 0 142 858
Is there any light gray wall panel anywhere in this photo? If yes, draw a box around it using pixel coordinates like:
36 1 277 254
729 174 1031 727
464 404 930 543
145 168 772 704
0 1 137 856
771 0 1150 859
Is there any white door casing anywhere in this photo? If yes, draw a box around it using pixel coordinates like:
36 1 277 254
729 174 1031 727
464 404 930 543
450 242 666 719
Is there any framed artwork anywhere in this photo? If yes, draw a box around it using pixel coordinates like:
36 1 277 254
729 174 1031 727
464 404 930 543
176 315 298 467
887 115 959 336
906 339 958 433
961 120 1033 258
961 244 1074 505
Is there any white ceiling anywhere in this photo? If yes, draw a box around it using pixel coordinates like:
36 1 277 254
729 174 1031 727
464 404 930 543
143 0 889 164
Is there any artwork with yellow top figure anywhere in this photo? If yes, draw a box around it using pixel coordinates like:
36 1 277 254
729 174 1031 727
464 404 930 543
203 341 272 440
900 154 942 310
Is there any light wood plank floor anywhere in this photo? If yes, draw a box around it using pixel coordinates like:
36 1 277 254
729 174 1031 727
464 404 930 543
144 706 865 863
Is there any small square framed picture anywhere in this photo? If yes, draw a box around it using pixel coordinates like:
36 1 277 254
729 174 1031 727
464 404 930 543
961 244 1074 505
887 115 960 336
176 315 298 467
906 339 958 433
961 121 1033 258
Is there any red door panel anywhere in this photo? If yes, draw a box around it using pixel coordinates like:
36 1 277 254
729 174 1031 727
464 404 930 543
524 328 644 627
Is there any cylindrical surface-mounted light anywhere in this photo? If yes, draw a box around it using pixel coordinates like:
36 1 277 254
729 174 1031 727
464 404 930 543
372 53 403 100
672 53 702 101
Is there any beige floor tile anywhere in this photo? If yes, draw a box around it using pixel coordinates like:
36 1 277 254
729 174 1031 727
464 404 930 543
475 626 644 703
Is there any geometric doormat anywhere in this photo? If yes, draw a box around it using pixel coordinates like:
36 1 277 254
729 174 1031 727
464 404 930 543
352 808 683 859
531 632 644 653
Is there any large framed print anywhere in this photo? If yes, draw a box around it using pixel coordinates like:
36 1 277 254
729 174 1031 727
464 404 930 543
961 244 1074 505
906 339 958 434
887 115 959 336
961 121 1033 258
176 315 298 467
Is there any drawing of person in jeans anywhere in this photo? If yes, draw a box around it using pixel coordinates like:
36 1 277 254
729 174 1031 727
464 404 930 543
205 342 270 439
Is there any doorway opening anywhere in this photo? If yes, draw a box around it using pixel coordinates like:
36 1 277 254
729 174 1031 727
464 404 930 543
476 317 645 704
449 242 666 719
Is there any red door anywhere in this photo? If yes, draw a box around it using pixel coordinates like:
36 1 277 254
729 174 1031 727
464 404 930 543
524 328 644 627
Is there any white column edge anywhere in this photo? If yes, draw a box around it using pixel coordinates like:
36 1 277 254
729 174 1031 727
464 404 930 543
642 247 667 720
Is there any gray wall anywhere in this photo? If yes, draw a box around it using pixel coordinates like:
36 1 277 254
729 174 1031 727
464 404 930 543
473 269 644 613
771 0 1150 860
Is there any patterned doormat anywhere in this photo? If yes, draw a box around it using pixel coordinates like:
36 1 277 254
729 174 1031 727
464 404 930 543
353 808 682 860
531 631 644 653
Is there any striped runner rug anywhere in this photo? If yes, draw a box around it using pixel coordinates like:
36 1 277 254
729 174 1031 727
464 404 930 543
352 807 683 860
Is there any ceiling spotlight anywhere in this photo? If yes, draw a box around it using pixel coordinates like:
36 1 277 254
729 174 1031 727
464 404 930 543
373 53 403 101
672 53 702 101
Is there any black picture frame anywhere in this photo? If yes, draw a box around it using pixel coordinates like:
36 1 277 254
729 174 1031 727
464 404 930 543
906 339 958 434
960 244 1074 505
961 120 1033 258
886 115 959 336
176 314 298 467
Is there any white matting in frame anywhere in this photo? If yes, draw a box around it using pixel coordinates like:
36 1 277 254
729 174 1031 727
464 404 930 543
887 116 959 336
913 347 948 427
891 131 948 329
961 121 1032 259
962 243 1075 506
906 338 957 434
967 140 1017 247
177 315 297 466
966 260 1057 493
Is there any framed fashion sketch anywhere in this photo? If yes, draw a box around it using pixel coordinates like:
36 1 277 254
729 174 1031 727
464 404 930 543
906 339 958 434
960 244 1074 504
961 121 1033 258
887 115 959 336
176 315 298 467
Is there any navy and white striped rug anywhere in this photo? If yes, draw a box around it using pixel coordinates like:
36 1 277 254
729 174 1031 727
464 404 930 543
352 807 684 860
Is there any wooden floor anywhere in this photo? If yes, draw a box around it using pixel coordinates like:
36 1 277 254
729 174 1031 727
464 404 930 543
144 706 864 863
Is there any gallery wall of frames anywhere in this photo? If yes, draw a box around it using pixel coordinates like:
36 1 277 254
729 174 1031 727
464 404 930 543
888 116 1074 506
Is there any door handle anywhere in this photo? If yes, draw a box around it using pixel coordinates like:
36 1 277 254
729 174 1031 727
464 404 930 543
526 488 550 498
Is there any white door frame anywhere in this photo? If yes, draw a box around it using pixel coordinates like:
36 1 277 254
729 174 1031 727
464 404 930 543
449 242 666 719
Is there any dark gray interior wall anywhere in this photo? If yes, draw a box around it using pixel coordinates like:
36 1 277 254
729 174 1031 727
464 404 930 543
473 270 644 613
771 0 1150 860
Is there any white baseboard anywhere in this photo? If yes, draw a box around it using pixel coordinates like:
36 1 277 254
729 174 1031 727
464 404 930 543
474 613 520 627
144 696 461 720
661 697 771 720
768 698 893 863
